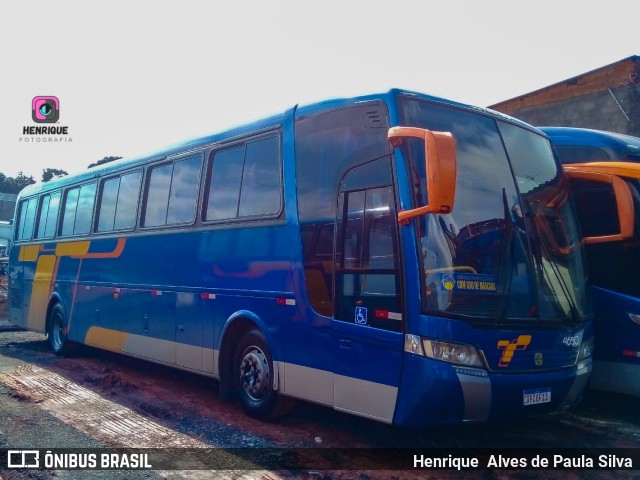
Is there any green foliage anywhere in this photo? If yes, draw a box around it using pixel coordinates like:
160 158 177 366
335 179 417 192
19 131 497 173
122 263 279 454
88 156 122 168
42 168 68 182
0 154 122 194
0 172 35 194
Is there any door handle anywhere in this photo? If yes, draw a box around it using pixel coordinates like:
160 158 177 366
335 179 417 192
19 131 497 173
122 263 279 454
339 339 352 349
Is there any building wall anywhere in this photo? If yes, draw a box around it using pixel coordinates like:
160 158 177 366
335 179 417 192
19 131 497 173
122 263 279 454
490 56 640 136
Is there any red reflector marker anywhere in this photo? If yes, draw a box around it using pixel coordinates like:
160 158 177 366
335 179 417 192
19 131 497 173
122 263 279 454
276 298 296 306
375 309 402 321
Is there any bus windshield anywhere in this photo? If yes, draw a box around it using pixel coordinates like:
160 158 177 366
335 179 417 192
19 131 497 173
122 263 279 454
400 98 588 324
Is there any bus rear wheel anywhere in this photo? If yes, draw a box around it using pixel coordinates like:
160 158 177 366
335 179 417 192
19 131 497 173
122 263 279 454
234 329 281 420
48 303 75 356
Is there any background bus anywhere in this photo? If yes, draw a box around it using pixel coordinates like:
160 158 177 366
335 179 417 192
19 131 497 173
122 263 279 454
564 162 640 396
540 126 640 164
9 89 597 426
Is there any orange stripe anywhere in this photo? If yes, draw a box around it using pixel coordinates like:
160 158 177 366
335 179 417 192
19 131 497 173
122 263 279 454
72 237 126 259
55 241 91 256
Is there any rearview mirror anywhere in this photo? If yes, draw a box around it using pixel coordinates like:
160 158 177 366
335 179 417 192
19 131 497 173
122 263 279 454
388 127 457 223
564 168 634 244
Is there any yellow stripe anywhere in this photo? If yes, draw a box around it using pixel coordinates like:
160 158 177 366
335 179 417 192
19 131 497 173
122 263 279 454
55 241 91 256
26 255 57 332
85 326 129 351
19 245 40 262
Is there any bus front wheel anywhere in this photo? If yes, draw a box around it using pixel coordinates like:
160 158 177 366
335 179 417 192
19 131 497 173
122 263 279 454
234 329 280 420
47 303 75 356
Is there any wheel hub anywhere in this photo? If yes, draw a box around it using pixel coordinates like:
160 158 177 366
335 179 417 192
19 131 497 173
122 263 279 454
239 347 270 400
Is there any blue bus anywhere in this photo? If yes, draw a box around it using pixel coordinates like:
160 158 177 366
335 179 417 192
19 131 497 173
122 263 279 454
540 126 640 164
563 161 640 396
8 90 600 426
541 126 640 395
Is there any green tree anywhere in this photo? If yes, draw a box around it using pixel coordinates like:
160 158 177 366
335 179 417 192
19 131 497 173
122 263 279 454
0 171 35 194
42 168 68 182
88 156 122 168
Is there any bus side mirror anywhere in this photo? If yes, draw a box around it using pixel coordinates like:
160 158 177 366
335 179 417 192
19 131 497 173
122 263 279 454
564 168 634 244
388 127 457 223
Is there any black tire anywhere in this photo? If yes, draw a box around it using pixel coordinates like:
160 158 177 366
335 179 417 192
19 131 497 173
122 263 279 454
234 329 284 420
47 303 75 356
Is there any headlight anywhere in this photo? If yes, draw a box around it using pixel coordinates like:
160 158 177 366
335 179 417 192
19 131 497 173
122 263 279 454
405 335 484 368
577 337 594 361
404 334 425 356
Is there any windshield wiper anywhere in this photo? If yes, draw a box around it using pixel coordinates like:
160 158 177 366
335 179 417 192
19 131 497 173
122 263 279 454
497 189 516 324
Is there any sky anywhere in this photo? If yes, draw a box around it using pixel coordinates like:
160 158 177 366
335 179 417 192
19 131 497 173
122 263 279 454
1 0 638 180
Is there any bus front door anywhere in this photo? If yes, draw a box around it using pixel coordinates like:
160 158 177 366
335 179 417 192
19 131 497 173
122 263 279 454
333 159 404 424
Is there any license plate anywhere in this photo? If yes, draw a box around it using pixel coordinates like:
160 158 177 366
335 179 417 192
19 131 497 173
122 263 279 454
523 388 551 406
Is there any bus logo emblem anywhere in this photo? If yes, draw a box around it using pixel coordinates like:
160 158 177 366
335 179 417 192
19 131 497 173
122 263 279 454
441 273 455 291
535 352 544 366
497 335 531 367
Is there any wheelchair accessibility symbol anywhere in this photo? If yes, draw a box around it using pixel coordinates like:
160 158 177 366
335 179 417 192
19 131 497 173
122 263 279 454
355 306 368 325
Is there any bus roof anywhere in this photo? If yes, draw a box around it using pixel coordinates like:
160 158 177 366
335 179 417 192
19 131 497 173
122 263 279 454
539 126 640 150
18 89 537 199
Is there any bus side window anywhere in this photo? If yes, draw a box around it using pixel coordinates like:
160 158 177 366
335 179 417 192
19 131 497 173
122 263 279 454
238 135 281 217
556 145 614 164
206 146 244 221
205 134 282 222
60 183 97 236
35 192 61 239
143 155 203 228
97 171 142 232
15 197 38 242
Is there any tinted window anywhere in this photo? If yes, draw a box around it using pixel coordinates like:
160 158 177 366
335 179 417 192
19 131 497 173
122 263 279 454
167 156 203 224
499 122 587 322
61 188 79 236
570 178 620 237
295 104 391 317
401 99 528 319
400 98 588 324
575 178 640 298
205 134 282 221
114 171 142 230
239 136 281 217
295 104 391 223
335 161 401 331
16 197 38 241
98 171 142 232
61 183 96 236
74 184 96 234
144 155 203 227
98 178 120 232
555 145 615 164
206 146 243 220
36 192 61 239
144 164 172 227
